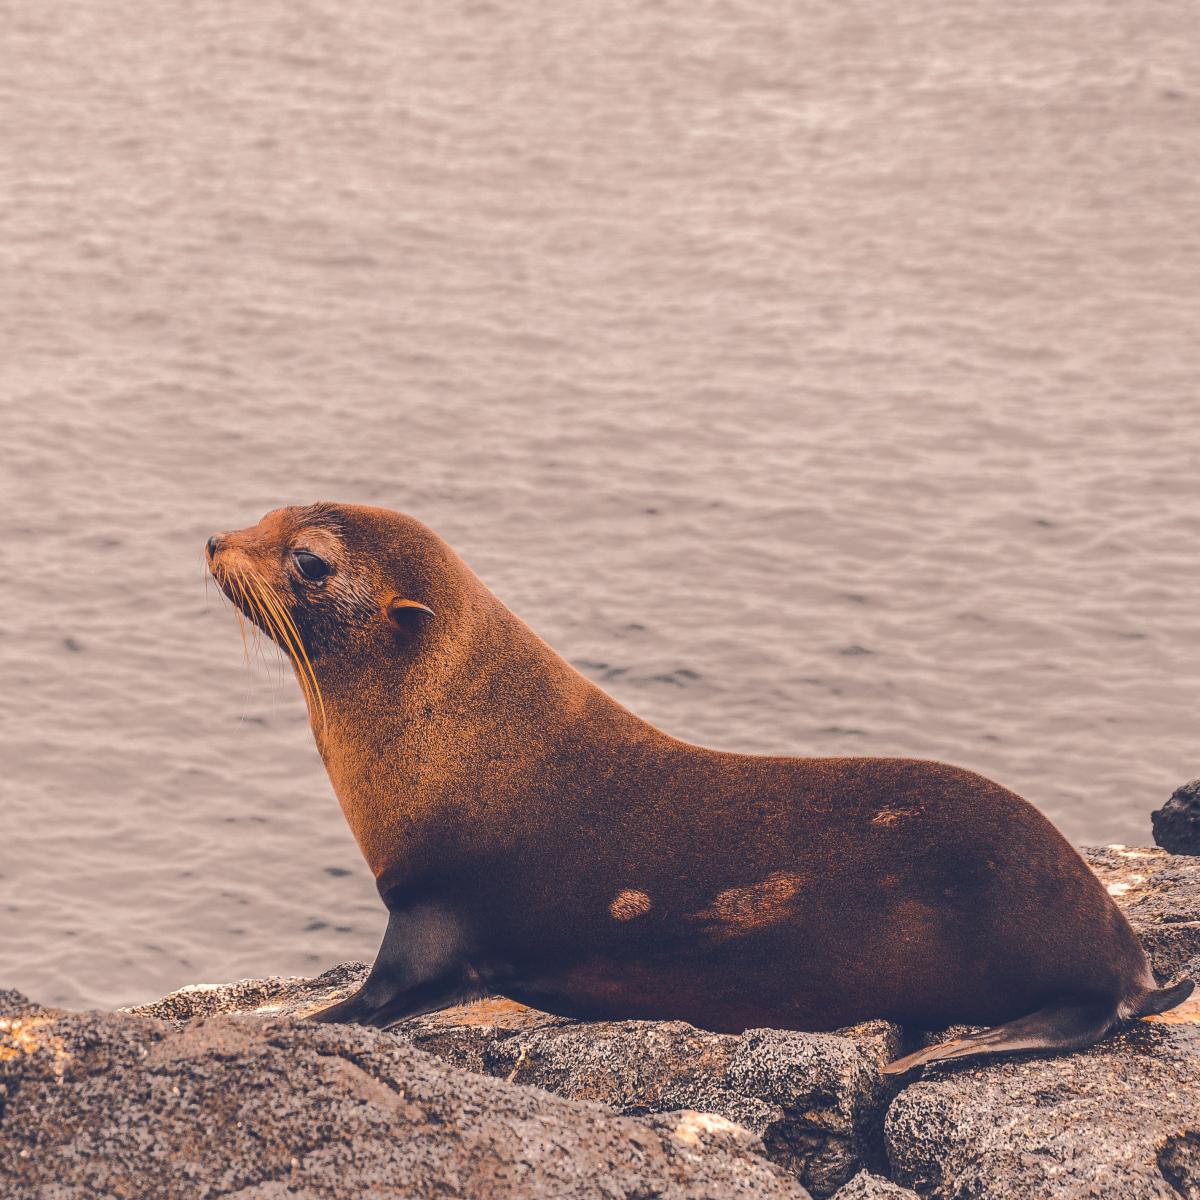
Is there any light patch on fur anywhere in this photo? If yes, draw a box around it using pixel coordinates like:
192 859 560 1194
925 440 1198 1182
609 889 652 921
329 571 380 624
673 1111 743 1147
872 806 919 826
695 871 804 939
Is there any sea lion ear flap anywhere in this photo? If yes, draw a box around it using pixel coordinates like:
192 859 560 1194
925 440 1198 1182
386 596 435 636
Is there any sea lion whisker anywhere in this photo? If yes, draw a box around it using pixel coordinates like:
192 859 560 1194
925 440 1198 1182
266 581 327 729
245 567 327 730
234 567 283 675
223 566 253 665
237 571 283 672
238 570 289 674
244 571 312 701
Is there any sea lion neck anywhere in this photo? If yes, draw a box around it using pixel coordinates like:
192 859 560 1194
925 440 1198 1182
311 567 655 885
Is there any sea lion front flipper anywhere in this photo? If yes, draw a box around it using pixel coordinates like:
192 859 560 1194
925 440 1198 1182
308 975 468 1028
881 1000 1119 1076
308 900 478 1028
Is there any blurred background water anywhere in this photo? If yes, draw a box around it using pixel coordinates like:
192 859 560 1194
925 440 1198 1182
2 0 1198 1010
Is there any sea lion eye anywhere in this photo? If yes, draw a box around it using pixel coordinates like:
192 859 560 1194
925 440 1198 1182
294 550 331 582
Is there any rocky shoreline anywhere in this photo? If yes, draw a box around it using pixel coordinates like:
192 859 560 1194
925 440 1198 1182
3 846 1198 1199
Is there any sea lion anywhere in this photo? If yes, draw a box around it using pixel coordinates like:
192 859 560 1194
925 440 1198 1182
206 502 1192 1073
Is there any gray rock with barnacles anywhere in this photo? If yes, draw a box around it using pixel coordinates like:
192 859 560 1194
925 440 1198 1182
0 990 810 1200
884 1010 1200 1199
398 1005 906 1198
131 965 907 1198
831 1171 922 1199
1083 845 1200 979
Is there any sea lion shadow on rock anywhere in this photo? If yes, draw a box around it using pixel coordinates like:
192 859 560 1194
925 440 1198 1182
206 503 1193 1074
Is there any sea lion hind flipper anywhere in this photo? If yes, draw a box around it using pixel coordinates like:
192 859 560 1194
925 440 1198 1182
1128 974 1194 1018
307 974 469 1028
881 1000 1118 1076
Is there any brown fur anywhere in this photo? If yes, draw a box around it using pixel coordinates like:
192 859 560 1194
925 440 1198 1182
207 503 1187 1066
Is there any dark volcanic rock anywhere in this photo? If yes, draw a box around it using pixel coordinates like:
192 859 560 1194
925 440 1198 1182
1084 846 1200 978
399 1006 906 1198
126 960 370 1021
1159 1129 1200 1198
831 1170 921 1198
135 971 905 1198
0 995 811 1200
0 989 38 1017
885 1012 1200 1199
1153 779 1200 856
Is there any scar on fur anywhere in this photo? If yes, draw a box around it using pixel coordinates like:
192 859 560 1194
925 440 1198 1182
694 871 804 938
872 806 920 826
609 889 652 921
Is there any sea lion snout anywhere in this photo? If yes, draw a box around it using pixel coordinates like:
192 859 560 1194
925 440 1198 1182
205 512 300 574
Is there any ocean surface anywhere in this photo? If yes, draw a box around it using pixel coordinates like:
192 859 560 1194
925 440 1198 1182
3 0 1198 1011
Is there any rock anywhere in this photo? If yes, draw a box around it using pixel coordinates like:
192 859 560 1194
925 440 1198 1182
0 993 811 1200
399 1006 905 1198
1084 846 1200 979
0 989 38 1017
124 960 370 1021
1159 1129 1200 1199
133 968 905 1198
1153 780 1200 856
831 1170 921 1198
885 1010 1200 1199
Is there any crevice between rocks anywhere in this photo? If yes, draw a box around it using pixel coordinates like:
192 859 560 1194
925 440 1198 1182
314 1047 408 1102
1158 1130 1200 1198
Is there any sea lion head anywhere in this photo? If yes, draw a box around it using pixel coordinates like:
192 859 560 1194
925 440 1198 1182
206 503 456 719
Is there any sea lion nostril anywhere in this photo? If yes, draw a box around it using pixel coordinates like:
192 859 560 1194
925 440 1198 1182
206 535 223 560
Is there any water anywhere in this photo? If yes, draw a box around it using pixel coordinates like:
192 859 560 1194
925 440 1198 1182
3 0 1199 1011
